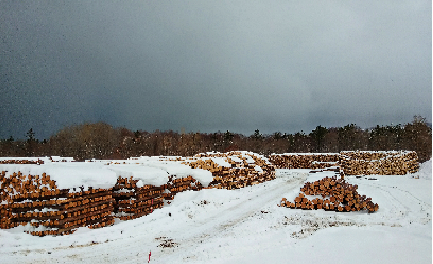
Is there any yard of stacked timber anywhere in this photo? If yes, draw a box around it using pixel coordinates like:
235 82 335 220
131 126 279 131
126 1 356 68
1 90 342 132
0 151 431 264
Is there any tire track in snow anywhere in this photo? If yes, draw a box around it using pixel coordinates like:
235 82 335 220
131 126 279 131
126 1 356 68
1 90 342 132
372 181 431 210
154 176 307 260
198 177 306 237
361 180 430 213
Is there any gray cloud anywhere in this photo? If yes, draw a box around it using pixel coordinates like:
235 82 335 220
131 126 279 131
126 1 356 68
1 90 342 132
0 0 431 139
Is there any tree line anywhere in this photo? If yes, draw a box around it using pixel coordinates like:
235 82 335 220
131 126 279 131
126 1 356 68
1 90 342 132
0 116 431 162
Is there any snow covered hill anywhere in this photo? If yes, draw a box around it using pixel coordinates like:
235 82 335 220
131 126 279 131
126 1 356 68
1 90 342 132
0 158 431 264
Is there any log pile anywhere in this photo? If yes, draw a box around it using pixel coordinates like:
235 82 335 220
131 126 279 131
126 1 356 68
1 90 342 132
270 151 419 175
0 171 115 236
0 159 44 165
164 175 202 201
187 159 229 173
340 151 419 175
182 152 276 190
113 176 166 221
0 171 202 236
278 176 379 212
269 154 339 170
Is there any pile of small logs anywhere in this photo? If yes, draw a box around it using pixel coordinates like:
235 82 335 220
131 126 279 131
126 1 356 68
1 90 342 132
0 171 115 236
269 154 339 170
340 151 419 175
278 176 379 212
113 176 166 221
181 152 276 190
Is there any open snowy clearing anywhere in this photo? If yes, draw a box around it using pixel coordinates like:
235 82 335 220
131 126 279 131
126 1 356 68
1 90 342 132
0 159 431 264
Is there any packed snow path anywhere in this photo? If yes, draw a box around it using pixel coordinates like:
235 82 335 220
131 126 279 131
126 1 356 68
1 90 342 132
0 165 431 264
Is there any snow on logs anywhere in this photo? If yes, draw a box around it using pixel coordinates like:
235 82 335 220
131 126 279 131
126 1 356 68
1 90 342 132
112 174 203 221
0 171 115 236
278 176 379 212
0 171 208 236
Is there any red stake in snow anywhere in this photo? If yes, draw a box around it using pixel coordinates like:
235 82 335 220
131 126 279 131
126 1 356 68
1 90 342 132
148 250 151 263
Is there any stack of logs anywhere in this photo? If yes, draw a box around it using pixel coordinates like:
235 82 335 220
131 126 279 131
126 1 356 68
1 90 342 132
270 151 419 175
339 151 419 175
182 152 276 190
113 176 166 221
0 171 115 236
269 154 339 170
0 159 44 165
0 171 206 236
164 175 203 201
279 176 379 212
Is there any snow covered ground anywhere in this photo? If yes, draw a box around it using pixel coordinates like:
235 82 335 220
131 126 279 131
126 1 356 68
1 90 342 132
0 158 431 264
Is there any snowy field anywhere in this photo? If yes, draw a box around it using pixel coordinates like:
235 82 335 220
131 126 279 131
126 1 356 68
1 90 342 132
0 157 431 264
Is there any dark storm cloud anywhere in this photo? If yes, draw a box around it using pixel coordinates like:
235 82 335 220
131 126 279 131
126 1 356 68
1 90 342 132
0 0 431 140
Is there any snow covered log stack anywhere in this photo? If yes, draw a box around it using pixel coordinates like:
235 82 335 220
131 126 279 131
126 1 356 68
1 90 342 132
113 175 205 220
0 171 115 236
278 176 379 212
0 172 199 236
339 151 419 175
113 176 166 221
181 152 276 190
165 175 203 200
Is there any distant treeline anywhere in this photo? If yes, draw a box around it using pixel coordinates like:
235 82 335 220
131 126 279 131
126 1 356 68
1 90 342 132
0 116 431 162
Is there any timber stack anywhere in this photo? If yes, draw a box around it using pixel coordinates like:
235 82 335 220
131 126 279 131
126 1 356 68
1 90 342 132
270 151 419 175
164 175 202 201
0 171 115 236
0 159 44 165
182 152 276 190
340 151 419 175
113 176 166 221
269 154 339 170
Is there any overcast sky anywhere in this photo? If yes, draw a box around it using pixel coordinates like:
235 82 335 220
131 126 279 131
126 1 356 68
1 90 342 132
1 0 431 140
